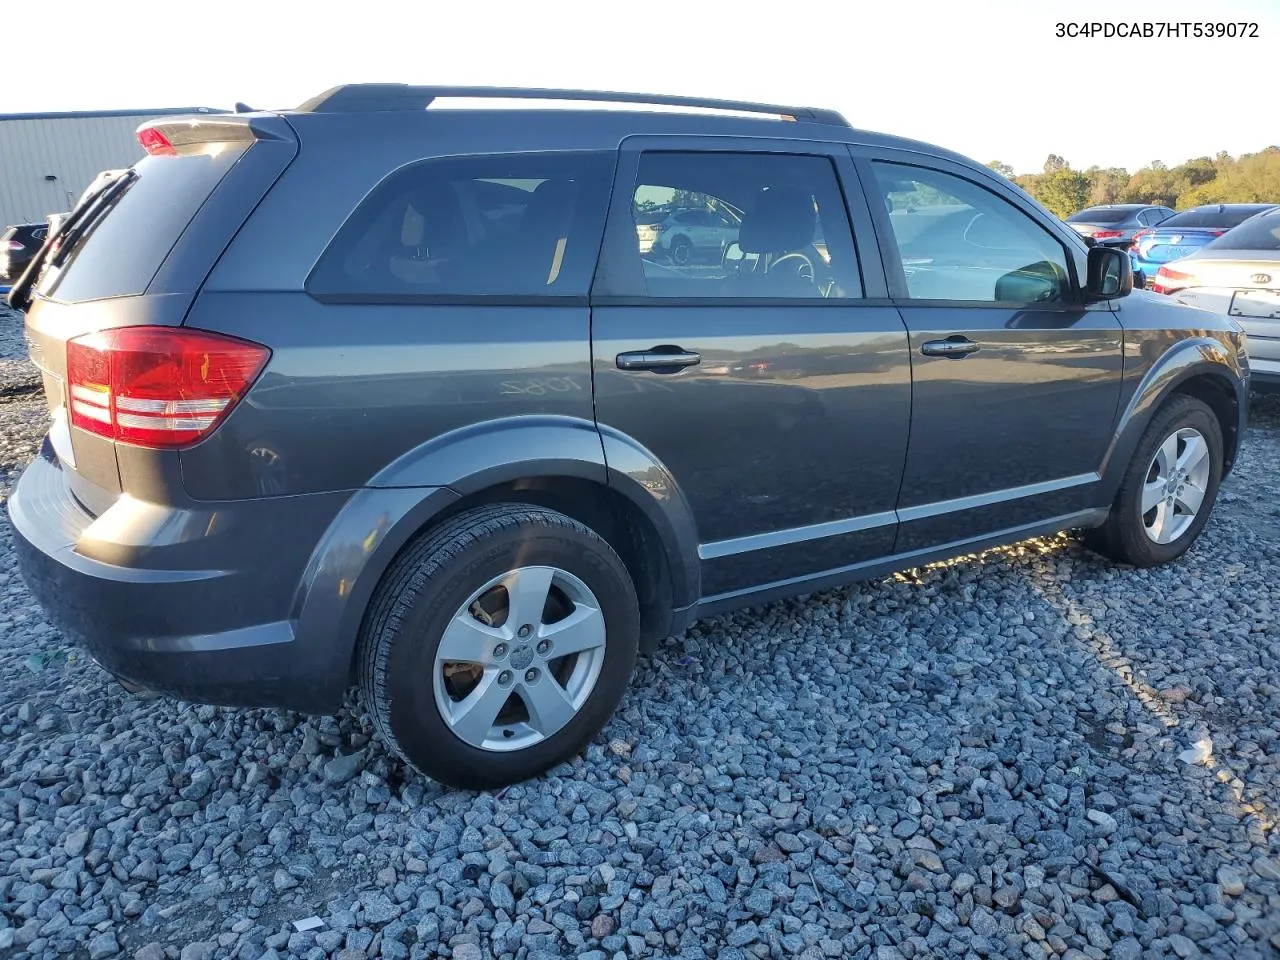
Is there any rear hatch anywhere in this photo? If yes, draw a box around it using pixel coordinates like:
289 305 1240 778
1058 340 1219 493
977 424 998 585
1175 253 1280 332
12 114 297 515
1133 228 1222 265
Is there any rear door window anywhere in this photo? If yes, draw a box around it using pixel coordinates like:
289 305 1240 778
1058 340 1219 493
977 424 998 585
307 151 615 300
37 146 249 303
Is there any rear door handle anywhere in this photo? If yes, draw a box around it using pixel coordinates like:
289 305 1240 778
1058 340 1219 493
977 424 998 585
616 347 702 372
921 337 980 358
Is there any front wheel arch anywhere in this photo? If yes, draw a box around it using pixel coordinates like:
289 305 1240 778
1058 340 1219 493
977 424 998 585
1099 343 1245 501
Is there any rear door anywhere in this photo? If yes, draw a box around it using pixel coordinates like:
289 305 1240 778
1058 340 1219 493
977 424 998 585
855 150 1123 552
17 116 297 513
591 136 912 599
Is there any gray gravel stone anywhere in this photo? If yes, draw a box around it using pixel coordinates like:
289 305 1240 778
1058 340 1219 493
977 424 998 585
1218 866 1246 897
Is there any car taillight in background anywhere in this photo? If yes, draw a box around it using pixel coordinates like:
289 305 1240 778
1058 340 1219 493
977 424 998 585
1129 229 1150 249
66 327 269 448
1150 266 1195 296
4 240 23 251
1092 230 1124 239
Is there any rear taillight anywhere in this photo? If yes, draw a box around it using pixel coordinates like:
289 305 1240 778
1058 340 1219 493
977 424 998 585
66 327 269 448
1093 230 1124 239
4 240 23 251
1150 266 1195 296
1129 229 1150 249
137 126 176 157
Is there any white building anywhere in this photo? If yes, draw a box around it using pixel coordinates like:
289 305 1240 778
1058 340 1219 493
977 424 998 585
0 107 217 227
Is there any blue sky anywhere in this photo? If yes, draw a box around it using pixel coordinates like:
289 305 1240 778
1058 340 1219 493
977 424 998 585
5 0 1277 174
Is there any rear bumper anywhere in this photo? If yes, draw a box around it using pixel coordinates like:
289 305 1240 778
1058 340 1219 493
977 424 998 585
8 440 354 713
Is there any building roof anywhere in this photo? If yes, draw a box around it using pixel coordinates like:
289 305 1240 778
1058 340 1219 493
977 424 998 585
0 107 221 122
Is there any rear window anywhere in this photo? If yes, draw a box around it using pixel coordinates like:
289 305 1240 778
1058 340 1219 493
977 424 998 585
1067 208 1131 223
37 146 247 303
1160 206 1275 229
307 151 615 301
1205 212 1280 251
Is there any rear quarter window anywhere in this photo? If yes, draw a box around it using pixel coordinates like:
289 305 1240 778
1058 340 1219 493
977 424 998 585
307 150 615 301
38 146 247 303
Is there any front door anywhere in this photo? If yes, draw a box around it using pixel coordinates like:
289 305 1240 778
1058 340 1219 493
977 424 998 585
591 140 912 598
858 154 1124 553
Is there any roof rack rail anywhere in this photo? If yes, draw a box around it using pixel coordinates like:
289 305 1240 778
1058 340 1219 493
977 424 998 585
295 84 850 126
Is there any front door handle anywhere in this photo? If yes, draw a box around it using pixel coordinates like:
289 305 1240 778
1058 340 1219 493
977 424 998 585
616 347 702 372
921 336 980 359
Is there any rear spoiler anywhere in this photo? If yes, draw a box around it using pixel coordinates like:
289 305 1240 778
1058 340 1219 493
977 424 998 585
135 114 292 156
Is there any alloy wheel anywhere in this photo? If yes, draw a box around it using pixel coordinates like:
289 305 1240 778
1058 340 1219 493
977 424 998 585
432 566 607 752
1141 426 1211 544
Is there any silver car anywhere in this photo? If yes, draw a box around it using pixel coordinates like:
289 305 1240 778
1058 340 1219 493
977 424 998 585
1157 206 1280 389
637 205 741 265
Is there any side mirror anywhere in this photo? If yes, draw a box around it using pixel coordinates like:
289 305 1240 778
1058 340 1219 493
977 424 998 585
1085 245 1133 301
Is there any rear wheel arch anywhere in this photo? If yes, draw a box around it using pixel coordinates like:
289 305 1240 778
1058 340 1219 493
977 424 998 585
295 420 700 697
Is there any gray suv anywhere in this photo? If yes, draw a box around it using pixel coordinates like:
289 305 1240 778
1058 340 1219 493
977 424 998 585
7 86 1249 789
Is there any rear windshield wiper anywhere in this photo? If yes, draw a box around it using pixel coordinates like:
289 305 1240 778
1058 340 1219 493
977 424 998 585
6 169 138 312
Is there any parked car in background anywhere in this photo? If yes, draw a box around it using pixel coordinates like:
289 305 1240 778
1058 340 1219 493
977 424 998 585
6 85 1249 790
0 223 49 288
1151 206 1280 390
1066 204 1175 247
1130 203 1279 285
636 203 741 265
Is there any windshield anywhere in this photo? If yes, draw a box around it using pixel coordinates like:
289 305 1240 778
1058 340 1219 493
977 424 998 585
1205 212 1280 251
1067 208 1131 223
1161 206 1275 229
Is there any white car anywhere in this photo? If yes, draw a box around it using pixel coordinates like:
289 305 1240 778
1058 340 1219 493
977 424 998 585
636 205 741 265
1152 207 1280 390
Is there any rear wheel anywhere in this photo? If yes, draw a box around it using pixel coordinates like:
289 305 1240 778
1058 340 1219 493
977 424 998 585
358 504 640 790
669 236 693 266
1085 395 1223 567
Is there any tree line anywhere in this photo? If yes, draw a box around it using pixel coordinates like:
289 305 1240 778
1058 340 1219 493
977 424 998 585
986 146 1280 218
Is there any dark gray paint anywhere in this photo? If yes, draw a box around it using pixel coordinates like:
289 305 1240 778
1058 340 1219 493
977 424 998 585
7 97 1251 714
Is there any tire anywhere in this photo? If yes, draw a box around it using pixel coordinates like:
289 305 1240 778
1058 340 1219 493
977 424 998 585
358 504 640 790
1085 395 1223 567
669 236 693 266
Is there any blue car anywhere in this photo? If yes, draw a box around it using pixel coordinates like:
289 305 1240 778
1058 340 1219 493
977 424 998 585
1130 203 1277 284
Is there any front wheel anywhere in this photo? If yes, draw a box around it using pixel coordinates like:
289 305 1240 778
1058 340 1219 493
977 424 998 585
1085 395 1223 567
358 504 640 790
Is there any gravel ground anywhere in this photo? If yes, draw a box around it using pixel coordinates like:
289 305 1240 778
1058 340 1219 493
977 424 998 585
1 302 1279 960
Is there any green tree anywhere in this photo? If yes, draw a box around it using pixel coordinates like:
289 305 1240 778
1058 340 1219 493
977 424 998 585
1179 148 1280 206
987 160 1015 178
1035 169 1092 217
1085 166 1129 206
